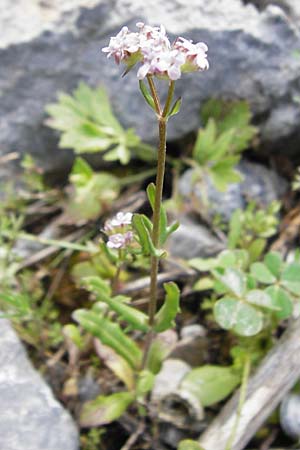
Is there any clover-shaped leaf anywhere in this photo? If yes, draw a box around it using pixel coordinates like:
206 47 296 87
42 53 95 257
265 286 293 320
250 262 276 284
214 297 263 336
281 263 300 296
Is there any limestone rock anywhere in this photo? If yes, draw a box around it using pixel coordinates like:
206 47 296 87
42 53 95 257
1 0 300 176
0 319 79 450
178 159 288 222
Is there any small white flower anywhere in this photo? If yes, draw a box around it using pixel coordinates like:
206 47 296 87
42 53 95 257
105 212 132 230
102 26 140 64
107 233 126 249
102 23 209 80
106 230 134 249
174 37 209 71
111 212 133 227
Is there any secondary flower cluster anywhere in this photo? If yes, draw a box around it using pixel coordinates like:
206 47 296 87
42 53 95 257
102 22 209 81
104 212 134 250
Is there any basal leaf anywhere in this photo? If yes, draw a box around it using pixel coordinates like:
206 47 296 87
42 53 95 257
180 365 240 407
84 277 149 332
136 370 155 397
73 309 142 369
80 391 134 427
94 340 135 390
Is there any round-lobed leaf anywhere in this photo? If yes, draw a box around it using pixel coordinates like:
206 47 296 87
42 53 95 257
180 365 241 407
214 297 264 336
233 302 263 336
264 252 283 278
214 268 246 296
250 262 276 284
214 297 238 330
266 285 293 320
281 263 300 296
245 289 279 311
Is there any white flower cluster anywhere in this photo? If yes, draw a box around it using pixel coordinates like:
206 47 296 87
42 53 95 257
104 212 134 250
102 22 209 81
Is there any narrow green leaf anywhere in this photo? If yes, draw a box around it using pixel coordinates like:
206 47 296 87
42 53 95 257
145 335 172 374
139 80 156 110
132 213 166 258
132 214 151 255
83 276 111 297
154 282 180 332
80 391 134 427
83 277 149 332
63 324 85 350
73 309 142 369
228 209 242 249
136 370 155 397
168 97 182 117
180 365 241 407
94 340 135 390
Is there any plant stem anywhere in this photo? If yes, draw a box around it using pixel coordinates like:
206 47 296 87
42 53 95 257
142 80 175 367
225 355 251 450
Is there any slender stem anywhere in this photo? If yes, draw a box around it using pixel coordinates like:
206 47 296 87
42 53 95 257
147 75 161 114
225 355 251 450
162 81 175 117
147 117 167 326
142 80 175 368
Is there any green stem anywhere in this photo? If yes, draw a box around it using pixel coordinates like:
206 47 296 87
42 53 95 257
147 75 161 114
162 81 175 117
225 355 251 450
142 80 175 367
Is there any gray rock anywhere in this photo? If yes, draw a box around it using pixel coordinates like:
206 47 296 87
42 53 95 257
167 217 225 259
280 393 300 440
0 319 79 450
178 159 288 222
1 0 300 177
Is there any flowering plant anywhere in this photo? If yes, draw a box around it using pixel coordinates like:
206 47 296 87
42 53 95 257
73 22 209 440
